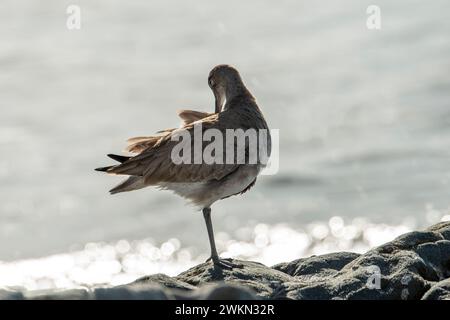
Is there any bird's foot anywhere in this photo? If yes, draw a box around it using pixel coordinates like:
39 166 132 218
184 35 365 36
206 256 240 269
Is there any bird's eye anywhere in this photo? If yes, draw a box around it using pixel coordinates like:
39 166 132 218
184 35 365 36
209 77 215 87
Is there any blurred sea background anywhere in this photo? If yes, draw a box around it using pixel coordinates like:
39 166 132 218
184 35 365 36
0 0 449 290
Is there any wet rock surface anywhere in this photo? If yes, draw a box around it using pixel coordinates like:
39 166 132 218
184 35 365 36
3 222 450 300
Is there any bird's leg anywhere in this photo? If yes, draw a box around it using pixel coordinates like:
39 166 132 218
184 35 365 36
202 207 236 269
203 207 219 259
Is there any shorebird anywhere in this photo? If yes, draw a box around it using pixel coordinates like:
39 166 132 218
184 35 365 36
96 65 270 268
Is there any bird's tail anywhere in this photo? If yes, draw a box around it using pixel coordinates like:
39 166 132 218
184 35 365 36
109 176 146 194
95 166 114 172
107 154 131 163
95 154 131 172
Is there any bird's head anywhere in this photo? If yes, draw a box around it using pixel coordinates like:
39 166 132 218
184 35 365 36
208 65 249 113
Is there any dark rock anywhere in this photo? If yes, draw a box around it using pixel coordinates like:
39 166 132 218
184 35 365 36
133 273 196 291
8 221 450 300
0 289 24 300
273 252 360 277
175 260 292 299
25 288 91 300
422 278 450 300
144 221 450 300
180 283 258 300
93 285 170 300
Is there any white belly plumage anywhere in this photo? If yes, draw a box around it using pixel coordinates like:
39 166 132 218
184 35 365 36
160 165 260 209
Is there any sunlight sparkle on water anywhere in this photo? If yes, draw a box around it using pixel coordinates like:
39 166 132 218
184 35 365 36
0 218 415 290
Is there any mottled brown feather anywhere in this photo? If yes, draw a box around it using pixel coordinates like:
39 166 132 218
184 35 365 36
177 109 212 125
108 98 267 185
125 110 212 154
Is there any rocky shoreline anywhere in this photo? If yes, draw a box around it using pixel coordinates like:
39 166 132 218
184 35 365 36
2 221 449 300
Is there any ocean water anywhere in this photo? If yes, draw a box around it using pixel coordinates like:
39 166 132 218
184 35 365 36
0 0 449 289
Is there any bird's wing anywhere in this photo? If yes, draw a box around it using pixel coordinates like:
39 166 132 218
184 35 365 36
177 109 213 125
125 110 212 154
108 114 242 184
125 130 174 154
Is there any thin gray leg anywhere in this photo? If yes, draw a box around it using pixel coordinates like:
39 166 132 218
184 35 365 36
202 207 236 269
202 207 219 260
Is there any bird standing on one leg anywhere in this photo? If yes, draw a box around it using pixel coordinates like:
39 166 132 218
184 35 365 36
96 65 271 269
